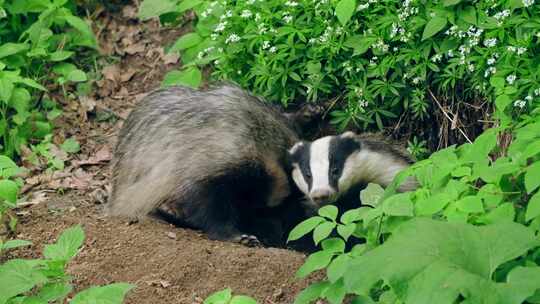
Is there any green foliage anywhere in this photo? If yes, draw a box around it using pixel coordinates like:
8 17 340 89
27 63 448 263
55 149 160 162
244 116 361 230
0 155 22 234
140 0 539 134
288 110 540 303
0 0 96 158
203 288 257 304
0 225 134 304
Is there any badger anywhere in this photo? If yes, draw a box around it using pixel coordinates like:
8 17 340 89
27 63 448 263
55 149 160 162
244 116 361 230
107 83 308 246
288 131 418 211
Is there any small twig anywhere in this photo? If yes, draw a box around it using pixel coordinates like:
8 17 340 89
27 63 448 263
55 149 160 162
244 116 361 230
428 89 473 144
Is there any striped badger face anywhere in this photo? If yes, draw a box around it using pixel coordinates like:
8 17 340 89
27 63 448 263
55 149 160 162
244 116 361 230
288 132 362 206
288 131 416 207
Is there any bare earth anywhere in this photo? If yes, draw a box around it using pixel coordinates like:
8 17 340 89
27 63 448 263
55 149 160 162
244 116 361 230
7 3 319 303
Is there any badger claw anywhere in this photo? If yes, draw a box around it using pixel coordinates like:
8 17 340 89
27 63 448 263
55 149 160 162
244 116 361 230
238 234 261 247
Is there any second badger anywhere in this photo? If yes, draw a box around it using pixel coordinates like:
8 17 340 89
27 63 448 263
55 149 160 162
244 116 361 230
108 84 305 246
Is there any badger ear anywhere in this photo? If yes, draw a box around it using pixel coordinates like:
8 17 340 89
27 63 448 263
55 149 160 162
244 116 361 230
288 141 305 156
341 131 357 139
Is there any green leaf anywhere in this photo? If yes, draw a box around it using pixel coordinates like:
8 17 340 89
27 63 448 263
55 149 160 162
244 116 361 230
204 288 232 304
49 51 74 62
62 16 97 48
60 138 80 154
495 94 512 112
327 254 351 283
422 16 447 40
138 0 177 20
230 295 257 304
382 193 413 217
461 6 477 24
37 282 73 303
323 279 346 304
0 74 15 103
296 250 334 278
294 282 330 304
343 35 376 55
360 183 384 207
335 0 356 26
162 67 202 88
0 179 19 203
525 162 540 194
2 240 32 251
44 225 85 261
343 218 539 303
288 216 325 242
67 70 87 82
70 283 135 304
340 209 361 224
443 0 461 6
0 155 19 170
455 196 484 213
526 192 540 222
0 43 29 59
0 259 48 304
477 203 515 225
178 0 203 13
321 238 345 253
313 222 336 245
170 33 202 52
415 192 451 216
336 223 355 240
318 205 338 221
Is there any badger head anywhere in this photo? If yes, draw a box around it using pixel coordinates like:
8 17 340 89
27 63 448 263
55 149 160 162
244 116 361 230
288 131 414 207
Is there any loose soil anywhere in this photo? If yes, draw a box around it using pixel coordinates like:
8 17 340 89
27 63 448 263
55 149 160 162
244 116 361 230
7 3 320 303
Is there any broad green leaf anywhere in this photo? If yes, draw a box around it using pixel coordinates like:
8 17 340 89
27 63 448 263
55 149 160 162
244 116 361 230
10 87 31 113
343 35 376 55
0 43 29 59
422 16 447 40
0 74 15 103
294 282 330 304
288 216 325 242
340 208 361 224
344 218 539 303
318 205 338 221
49 51 74 62
335 0 356 25
509 0 525 8
323 279 346 304
53 63 77 76
44 225 85 261
178 0 204 13
0 259 48 304
336 223 355 240
382 193 413 217
296 250 334 278
70 283 134 304
477 203 515 225
415 192 451 216
60 138 80 154
526 192 540 222
360 183 384 207
462 6 477 24
2 240 32 251
327 254 351 283
525 162 540 194
37 283 72 303
478 184 504 208
162 67 202 88
204 288 232 304
313 222 336 245
63 16 97 48
455 196 484 213
67 70 87 82
321 238 345 253
230 295 257 304
138 0 177 20
0 179 19 203
0 155 18 170
495 94 512 111
169 33 202 52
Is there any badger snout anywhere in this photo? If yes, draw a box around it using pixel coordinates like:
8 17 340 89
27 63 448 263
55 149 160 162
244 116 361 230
309 188 337 205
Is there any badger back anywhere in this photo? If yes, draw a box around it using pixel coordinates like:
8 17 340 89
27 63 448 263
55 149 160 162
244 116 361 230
108 84 298 219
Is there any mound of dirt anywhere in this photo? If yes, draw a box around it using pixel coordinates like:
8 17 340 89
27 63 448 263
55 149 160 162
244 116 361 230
12 195 318 303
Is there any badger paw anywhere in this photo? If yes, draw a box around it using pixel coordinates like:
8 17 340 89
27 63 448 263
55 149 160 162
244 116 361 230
238 234 261 247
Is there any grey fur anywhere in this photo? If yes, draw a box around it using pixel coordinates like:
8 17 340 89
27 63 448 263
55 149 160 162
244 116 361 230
107 83 299 242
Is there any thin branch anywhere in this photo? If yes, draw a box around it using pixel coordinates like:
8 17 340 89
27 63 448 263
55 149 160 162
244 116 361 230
428 89 473 144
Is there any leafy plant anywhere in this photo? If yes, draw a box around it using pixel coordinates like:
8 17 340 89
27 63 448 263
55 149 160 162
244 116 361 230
288 110 540 303
0 225 134 304
139 0 539 136
0 155 23 234
0 0 97 158
203 288 257 304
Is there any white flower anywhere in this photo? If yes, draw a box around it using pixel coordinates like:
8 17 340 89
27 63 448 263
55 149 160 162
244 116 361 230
431 54 442 62
214 60 220 65
269 46 277 53
285 1 299 7
210 33 218 40
197 52 204 60
247 0 256 4
507 46 516 52
484 38 497 48
255 13 261 21
517 47 527 55
525 95 533 101
308 38 316 44
487 58 496 65
468 64 475 72
217 48 224 53
283 14 293 23
225 33 241 44
493 9 510 21
354 87 364 96
484 67 496 78
506 74 516 85
412 77 421 84
534 88 540 96
358 99 368 108
262 41 270 49
241 9 252 18
201 8 212 18
514 100 526 108
214 21 227 32
357 3 370 10
523 0 534 7
225 10 233 17
447 50 454 57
